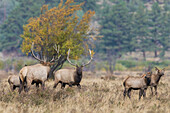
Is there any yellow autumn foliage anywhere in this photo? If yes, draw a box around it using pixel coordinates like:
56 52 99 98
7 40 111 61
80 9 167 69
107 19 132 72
21 0 96 60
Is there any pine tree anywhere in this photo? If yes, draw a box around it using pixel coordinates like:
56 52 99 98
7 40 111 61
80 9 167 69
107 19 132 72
0 0 18 25
158 2 170 58
97 0 133 74
133 2 150 60
148 2 162 57
0 0 44 52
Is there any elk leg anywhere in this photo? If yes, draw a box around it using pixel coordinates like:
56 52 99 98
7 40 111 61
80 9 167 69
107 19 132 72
77 84 81 89
61 83 66 89
19 77 24 94
150 86 153 95
36 83 39 88
19 84 23 94
53 82 59 89
142 89 146 98
127 88 131 99
41 82 45 90
24 79 32 92
10 85 14 92
68 83 72 87
24 85 29 92
123 88 127 99
154 86 157 96
139 89 143 100
13 85 16 91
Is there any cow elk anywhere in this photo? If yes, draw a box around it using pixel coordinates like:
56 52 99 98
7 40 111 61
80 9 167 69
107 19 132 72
53 49 93 89
8 74 20 91
19 42 60 93
150 67 165 96
123 72 152 100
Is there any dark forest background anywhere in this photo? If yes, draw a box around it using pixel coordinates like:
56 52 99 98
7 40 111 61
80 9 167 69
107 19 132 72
0 0 170 74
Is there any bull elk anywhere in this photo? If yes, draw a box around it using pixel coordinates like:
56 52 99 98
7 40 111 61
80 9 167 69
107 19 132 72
123 72 152 100
150 67 165 96
19 43 60 93
53 49 93 89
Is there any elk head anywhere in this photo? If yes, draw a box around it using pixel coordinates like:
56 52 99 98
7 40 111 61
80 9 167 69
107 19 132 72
144 72 152 85
155 67 165 76
67 49 93 74
31 42 60 66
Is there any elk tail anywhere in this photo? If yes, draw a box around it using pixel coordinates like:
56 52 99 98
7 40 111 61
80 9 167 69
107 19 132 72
7 76 11 84
123 76 130 87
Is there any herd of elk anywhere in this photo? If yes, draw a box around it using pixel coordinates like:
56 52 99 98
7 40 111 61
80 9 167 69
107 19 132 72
123 72 152 100
16 42 93 94
123 67 165 100
6 42 165 101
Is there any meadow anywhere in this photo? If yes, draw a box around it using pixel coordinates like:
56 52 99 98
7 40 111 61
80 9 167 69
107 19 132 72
0 71 169 113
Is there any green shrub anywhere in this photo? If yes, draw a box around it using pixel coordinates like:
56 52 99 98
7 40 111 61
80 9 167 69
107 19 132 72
0 60 4 69
117 60 137 68
115 63 127 71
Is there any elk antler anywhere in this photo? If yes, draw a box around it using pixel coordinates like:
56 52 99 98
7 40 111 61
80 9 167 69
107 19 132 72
31 42 44 63
67 49 77 66
50 44 61 62
82 49 93 67
155 67 159 71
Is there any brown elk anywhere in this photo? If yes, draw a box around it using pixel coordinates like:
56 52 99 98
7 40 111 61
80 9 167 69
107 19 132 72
149 67 165 96
8 74 20 91
8 74 41 92
53 49 93 89
123 72 152 100
19 43 60 93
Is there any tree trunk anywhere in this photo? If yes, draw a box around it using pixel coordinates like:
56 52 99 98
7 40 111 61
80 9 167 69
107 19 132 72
159 49 165 58
108 57 116 76
154 50 158 58
109 61 113 75
142 50 146 61
48 56 67 79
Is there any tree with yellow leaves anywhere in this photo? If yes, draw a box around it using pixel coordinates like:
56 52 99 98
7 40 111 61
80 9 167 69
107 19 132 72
20 0 96 77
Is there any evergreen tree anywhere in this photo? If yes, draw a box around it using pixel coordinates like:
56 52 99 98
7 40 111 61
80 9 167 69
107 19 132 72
158 2 170 58
97 0 134 74
148 2 162 57
75 0 99 12
133 2 150 60
0 0 18 25
0 0 44 52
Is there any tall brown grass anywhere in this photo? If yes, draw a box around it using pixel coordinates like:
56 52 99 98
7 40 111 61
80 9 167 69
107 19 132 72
0 74 169 113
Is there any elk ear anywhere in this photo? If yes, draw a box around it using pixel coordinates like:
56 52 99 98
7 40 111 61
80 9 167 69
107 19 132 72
155 67 160 74
149 72 152 75
40 61 44 64
161 68 165 72
155 67 159 71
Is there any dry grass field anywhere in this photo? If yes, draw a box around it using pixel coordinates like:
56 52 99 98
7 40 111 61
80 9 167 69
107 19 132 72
0 71 170 113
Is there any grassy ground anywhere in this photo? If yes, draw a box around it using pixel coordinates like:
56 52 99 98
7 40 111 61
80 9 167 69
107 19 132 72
0 72 170 113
